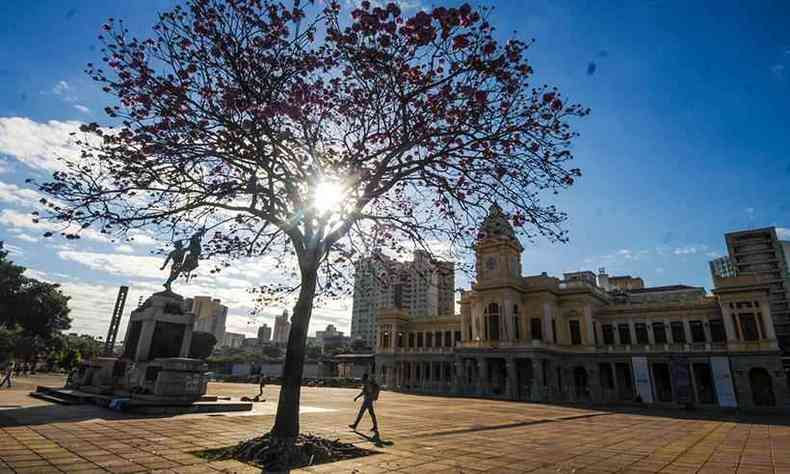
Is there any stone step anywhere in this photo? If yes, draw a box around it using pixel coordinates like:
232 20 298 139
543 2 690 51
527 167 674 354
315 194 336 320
29 391 80 405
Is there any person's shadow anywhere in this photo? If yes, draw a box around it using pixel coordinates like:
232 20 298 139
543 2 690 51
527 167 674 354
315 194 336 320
350 429 394 448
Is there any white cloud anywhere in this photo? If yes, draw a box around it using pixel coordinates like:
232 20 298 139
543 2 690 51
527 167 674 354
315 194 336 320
126 230 158 246
52 81 70 95
0 117 85 171
50 247 352 336
672 244 707 256
74 105 90 114
57 250 164 279
705 251 721 258
778 228 790 240
2 243 23 255
0 180 42 206
116 244 134 253
15 233 40 243
0 209 110 243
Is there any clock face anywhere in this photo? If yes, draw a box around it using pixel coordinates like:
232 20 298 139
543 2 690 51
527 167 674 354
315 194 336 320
486 256 497 270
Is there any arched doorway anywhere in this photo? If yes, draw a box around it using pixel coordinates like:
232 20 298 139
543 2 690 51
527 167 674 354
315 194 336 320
749 368 776 407
573 366 589 401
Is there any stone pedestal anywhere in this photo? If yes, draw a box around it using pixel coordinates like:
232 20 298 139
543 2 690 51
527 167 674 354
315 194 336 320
122 291 194 362
71 291 208 402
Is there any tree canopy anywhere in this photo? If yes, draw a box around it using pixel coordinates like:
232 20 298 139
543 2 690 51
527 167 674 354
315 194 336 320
0 244 72 342
33 0 587 443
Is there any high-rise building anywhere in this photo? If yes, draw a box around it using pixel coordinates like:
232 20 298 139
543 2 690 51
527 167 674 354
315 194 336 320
709 256 737 279
273 310 291 344
185 296 228 345
258 324 272 343
720 227 790 352
351 250 455 349
222 332 245 349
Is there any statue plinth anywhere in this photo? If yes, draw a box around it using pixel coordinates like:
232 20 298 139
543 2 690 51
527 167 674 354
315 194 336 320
70 290 207 402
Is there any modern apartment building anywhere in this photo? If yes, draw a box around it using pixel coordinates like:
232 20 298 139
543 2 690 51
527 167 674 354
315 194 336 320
222 332 245 349
351 250 456 349
723 227 790 352
184 296 228 345
258 324 272 344
273 310 291 345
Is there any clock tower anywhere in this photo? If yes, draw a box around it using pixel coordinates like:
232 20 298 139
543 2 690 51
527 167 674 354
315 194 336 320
475 203 523 285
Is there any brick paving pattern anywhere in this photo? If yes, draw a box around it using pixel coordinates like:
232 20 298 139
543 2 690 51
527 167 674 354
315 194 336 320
1 375 789 473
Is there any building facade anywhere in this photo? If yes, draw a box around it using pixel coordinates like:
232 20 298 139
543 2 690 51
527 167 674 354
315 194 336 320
185 296 228 345
273 310 291 345
375 205 788 411
222 332 245 349
316 324 350 352
258 324 272 344
723 228 790 352
351 250 456 349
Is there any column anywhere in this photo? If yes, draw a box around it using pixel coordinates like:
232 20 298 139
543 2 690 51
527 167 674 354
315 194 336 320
543 303 553 345
629 322 637 347
613 321 621 345
762 311 777 340
477 358 488 396
722 307 738 342
665 319 674 344
703 319 712 343
506 357 518 400
532 359 545 401
683 319 692 345
452 360 462 393
584 305 595 345
610 362 619 401
135 320 156 361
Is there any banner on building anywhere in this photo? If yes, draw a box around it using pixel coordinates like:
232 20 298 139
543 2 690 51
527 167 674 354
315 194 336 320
670 358 692 403
710 356 738 408
631 356 653 403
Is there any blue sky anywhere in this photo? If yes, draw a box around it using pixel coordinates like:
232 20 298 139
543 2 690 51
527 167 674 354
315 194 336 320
0 1 788 339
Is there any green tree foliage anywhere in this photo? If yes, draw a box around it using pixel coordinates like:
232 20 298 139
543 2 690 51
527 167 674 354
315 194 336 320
0 246 72 342
0 325 22 363
189 331 218 359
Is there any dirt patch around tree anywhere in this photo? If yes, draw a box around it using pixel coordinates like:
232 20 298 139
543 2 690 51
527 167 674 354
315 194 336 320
193 432 378 471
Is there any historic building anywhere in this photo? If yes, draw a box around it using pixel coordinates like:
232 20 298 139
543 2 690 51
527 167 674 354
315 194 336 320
375 205 788 411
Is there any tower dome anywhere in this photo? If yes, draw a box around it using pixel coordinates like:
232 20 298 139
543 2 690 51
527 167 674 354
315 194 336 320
478 203 517 242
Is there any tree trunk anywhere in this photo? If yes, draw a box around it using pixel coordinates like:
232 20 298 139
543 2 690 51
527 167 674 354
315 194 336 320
271 261 319 440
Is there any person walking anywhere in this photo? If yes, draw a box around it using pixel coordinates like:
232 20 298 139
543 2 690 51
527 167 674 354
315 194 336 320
0 361 15 389
349 373 380 433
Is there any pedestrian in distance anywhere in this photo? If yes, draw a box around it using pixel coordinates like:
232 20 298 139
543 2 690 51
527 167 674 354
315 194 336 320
349 373 380 433
0 361 15 389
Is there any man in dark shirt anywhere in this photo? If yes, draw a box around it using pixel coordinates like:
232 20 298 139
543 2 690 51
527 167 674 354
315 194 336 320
348 373 379 433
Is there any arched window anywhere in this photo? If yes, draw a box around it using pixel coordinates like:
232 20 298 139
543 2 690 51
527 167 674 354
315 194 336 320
487 303 500 341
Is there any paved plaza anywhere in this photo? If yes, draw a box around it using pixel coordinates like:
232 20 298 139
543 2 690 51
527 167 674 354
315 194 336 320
1 375 789 473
